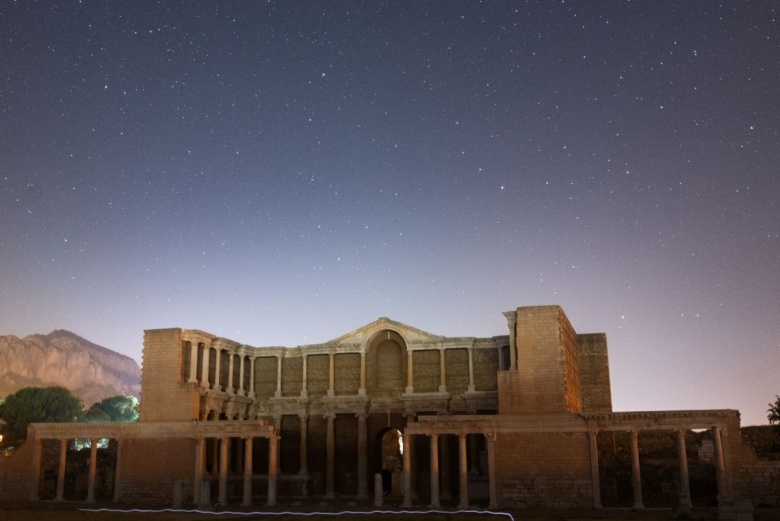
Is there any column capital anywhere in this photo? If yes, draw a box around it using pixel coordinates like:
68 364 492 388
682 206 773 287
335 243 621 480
502 310 517 325
323 411 336 420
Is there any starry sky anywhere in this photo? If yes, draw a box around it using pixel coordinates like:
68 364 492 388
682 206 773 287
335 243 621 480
1 1 778 426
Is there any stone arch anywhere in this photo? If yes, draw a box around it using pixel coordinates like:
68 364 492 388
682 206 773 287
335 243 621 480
374 427 405 495
366 329 407 398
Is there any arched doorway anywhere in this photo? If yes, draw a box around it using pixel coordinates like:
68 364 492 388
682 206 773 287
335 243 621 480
375 428 404 495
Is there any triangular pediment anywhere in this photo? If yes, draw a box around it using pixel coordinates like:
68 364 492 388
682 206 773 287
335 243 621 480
323 317 446 345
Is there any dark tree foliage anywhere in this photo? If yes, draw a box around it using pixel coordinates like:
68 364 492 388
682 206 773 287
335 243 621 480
86 395 139 423
769 395 780 431
0 386 84 445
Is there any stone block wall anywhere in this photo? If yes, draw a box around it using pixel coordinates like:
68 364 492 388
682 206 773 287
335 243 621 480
738 461 780 506
473 345 498 392
334 353 360 395
445 349 469 394
576 333 612 412
116 437 195 504
139 329 200 422
413 350 439 392
0 436 37 501
508 306 582 414
495 431 592 508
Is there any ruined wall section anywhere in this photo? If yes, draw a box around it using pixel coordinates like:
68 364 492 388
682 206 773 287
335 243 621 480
576 333 612 413
140 329 202 422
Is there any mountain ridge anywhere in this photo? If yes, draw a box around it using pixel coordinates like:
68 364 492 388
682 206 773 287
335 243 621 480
0 330 141 406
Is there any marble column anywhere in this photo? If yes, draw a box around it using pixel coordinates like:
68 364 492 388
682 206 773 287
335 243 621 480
327 352 335 397
218 437 229 506
86 439 98 502
238 351 246 396
359 351 367 396
242 436 253 506
249 356 256 397
486 432 498 509
301 355 308 398
401 434 413 508
357 412 368 499
55 438 67 501
267 435 279 506
438 349 447 393
588 430 602 508
676 430 692 511
405 350 414 394
275 355 283 398
467 348 475 393
189 342 199 383
193 437 205 505
325 413 336 499
214 348 222 392
227 352 235 395
503 311 517 370
630 430 644 509
429 433 441 508
712 426 729 503
458 432 469 509
201 345 210 389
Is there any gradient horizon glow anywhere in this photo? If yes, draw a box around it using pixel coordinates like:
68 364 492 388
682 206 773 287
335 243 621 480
1 2 778 426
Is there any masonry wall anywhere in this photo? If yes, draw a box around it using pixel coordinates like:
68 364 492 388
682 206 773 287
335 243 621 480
507 306 582 414
576 333 612 413
495 431 593 508
0 436 37 501
738 461 780 506
115 437 195 504
139 329 200 422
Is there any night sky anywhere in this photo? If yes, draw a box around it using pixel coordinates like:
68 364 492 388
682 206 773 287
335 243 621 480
1 2 778 426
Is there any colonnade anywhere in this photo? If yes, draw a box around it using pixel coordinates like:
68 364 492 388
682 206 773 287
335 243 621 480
188 340 498 403
189 343 257 398
587 426 732 511
193 433 279 507
400 430 498 510
31 438 114 503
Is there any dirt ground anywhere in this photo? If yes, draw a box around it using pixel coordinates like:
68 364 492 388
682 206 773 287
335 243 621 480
9 504 730 521
2 502 778 521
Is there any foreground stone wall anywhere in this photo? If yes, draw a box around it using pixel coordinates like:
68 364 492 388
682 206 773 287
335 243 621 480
0 437 36 501
115 438 195 503
496 431 592 508
738 461 780 506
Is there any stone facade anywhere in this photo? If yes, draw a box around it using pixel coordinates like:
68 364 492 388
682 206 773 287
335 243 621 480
0 305 770 518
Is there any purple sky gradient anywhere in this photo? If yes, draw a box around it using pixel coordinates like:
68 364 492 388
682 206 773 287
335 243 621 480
1 1 778 425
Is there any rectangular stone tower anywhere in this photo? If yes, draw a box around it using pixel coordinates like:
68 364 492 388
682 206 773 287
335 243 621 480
498 305 583 414
139 328 201 422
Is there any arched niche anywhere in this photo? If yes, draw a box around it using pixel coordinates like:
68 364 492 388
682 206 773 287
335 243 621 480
366 329 407 398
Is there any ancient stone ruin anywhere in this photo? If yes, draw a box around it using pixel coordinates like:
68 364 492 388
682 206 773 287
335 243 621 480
1 305 776 518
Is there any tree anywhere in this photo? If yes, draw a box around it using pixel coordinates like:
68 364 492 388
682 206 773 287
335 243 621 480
768 395 780 431
0 386 84 446
86 395 139 423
